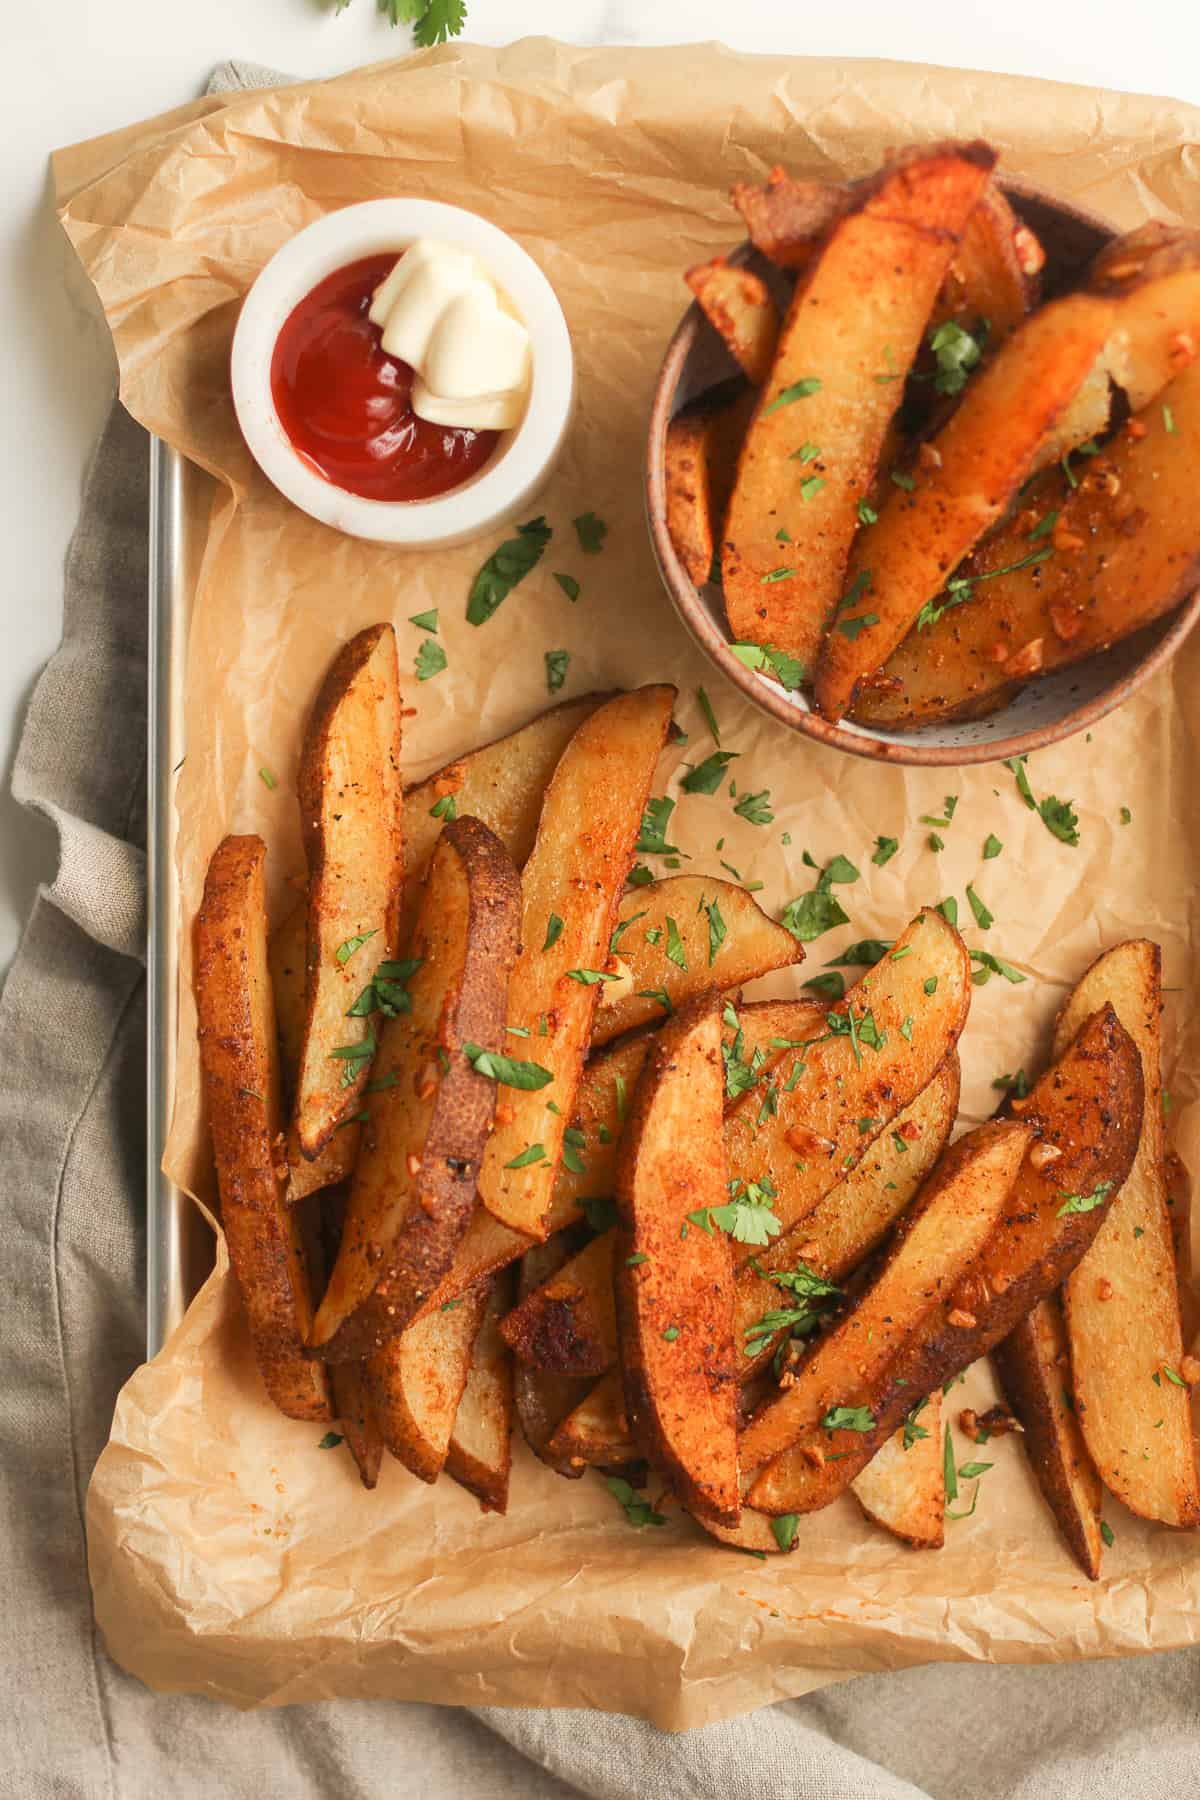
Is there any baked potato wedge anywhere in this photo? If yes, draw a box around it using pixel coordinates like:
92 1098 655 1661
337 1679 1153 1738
723 909 971 1260
500 1231 617 1379
730 168 846 271
815 291 1115 720
1054 941 1200 1527
851 1390 945 1550
664 386 756 589
684 258 780 386
740 1120 1031 1473
512 1231 593 1478
194 836 332 1423
309 817 521 1362
854 356 1200 730
399 693 604 945
1088 223 1200 413
329 1358 385 1491
478 686 676 1237
592 876 804 1047
544 1368 637 1470
747 1004 1144 1515
447 1273 515 1513
722 144 995 670
367 1278 491 1482
269 901 360 1201
293 624 404 1159
993 1296 1105 1580
615 993 740 1524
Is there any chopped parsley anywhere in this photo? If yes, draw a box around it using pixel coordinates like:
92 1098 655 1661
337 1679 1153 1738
545 649 570 694
553 572 580 602
664 916 688 970
696 686 721 745
690 1175 783 1247
837 611 879 642
1100 1520 1115 1548
703 895 727 966
573 512 607 554
466 516 552 625
770 1514 799 1552
970 949 1026 986
636 795 680 856
258 766 278 791
462 1044 553 1090
917 547 1053 631
743 1258 842 1353
803 971 846 1002
763 376 821 414
928 319 985 395
729 642 805 691
966 885 994 931
335 929 378 965
605 1474 666 1528
983 833 1003 860
504 1143 546 1169
317 1431 344 1450
1005 754 1079 845
761 566 797 584
827 939 892 967
681 749 738 794
821 1405 875 1433
1056 1181 1114 1217
800 476 825 502
408 608 438 632
734 788 774 826
543 914 564 951
430 793 457 821
902 1398 930 1451
872 835 900 866
415 639 447 681
993 1069 1030 1098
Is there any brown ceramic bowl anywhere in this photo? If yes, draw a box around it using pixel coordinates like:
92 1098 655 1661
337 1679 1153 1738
646 178 1200 767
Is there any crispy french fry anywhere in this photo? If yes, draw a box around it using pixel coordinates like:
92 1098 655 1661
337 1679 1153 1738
478 686 676 1237
747 1004 1144 1515
293 624 404 1159
994 1296 1105 1580
722 144 995 671
195 836 332 1423
367 1279 491 1482
1055 941 1200 1527
851 1391 945 1549
615 993 740 1525
591 876 804 1047
685 258 781 385
447 1274 515 1514
815 291 1115 720
739 1120 1031 1473
309 818 521 1362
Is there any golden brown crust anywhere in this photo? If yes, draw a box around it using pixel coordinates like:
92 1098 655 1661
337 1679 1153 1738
446 1273 516 1513
195 835 332 1423
366 1279 491 1482
684 259 780 386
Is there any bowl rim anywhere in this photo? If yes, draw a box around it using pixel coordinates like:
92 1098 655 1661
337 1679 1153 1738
231 198 574 548
645 175 1200 767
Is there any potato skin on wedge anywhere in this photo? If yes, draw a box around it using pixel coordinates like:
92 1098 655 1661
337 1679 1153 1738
816 291 1115 720
994 1296 1105 1580
664 387 756 590
447 1273 516 1514
1054 941 1200 1528
615 993 741 1525
545 1367 637 1470
195 836 333 1424
851 1390 945 1550
722 143 995 671
269 901 361 1202
309 816 521 1363
747 1004 1143 1515
367 1278 491 1482
294 624 404 1159
684 259 780 386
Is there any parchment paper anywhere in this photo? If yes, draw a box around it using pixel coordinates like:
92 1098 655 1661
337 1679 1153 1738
57 40 1200 1728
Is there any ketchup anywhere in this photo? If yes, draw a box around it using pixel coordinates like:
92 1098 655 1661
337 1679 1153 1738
269 253 498 503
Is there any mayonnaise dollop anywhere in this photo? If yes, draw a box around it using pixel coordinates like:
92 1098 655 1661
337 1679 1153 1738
369 239 531 432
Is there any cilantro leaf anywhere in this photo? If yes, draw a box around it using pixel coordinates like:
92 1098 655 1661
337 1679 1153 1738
733 788 774 826
467 517 551 625
411 0 468 45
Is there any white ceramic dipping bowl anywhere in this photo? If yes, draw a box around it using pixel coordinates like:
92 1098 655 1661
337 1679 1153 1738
231 199 574 548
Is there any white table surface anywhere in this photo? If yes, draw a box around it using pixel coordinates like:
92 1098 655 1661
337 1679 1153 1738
1 0 1197 977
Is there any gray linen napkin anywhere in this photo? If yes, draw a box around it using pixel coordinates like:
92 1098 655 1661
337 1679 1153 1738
3 57 1199 1800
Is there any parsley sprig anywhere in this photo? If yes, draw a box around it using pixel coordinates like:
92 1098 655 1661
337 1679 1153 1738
336 0 468 47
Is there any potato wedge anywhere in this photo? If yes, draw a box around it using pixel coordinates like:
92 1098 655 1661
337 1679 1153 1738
993 1296 1105 1580
665 386 756 588
293 624 404 1159
194 836 332 1423
367 1278 491 1481
723 909 971 1263
740 1120 1031 1473
730 168 846 270
399 693 604 945
1054 941 1200 1527
697 1506 801 1554
478 686 676 1237
722 145 995 670
815 291 1115 720
852 1391 945 1549
447 1274 515 1514
330 1359 384 1491
269 901 361 1201
592 876 804 1047
309 817 521 1362
544 1368 636 1469
513 1231 593 1478
685 257 781 385
736 1057 960 1375
747 1004 1143 1514
501 1231 617 1378
854 356 1200 730
1088 223 1200 412
615 993 740 1524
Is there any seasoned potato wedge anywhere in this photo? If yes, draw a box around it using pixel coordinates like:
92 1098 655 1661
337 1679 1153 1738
854 358 1200 729
447 1274 515 1514
747 1004 1143 1515
330 1359 385 1491
512 1231 593 1478
685 258 781 385
664 386 756 589
615 993 740 1524
195 836 332 1423
722 145 995 670
399 693 604 945
367 1278 491 1482
697 1506 801 1554
592 876 804 1047
501 1231 617 1378
293 624 404 1159
736 1057 960 1374
851 1391 945 1549
270 901 360 1201
1054 941 1200 1527
994 1296 1105 1580
479 687 676 1237
545 1368 636 1469
730 168 846 270
740 1120 1030 1473
1088 223 1200 413
815 292 1115 720
309 818 521 1363
723 910 971 1260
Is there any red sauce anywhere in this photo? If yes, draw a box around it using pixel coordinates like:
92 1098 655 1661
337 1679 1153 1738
269 253 498 503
